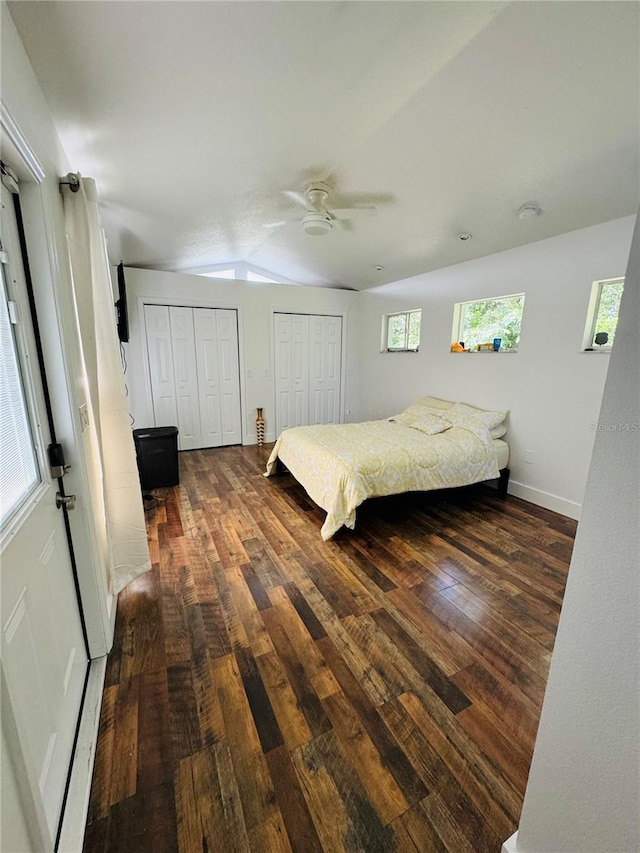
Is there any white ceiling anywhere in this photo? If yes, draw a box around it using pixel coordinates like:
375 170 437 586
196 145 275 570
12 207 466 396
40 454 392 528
8 0 639 290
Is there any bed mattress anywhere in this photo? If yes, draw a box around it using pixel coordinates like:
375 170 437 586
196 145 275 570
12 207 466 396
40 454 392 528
266 419 507 540
493 438 509 470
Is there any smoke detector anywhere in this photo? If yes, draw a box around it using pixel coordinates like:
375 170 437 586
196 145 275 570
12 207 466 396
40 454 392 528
302 211 333 236
518 204 542 220
457 232 472 242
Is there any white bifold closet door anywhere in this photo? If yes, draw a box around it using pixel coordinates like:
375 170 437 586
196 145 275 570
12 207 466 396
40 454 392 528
309 314 342 426
275 313 309 433
275 312 342 438
144 304 241 450
169 306 201 450
193 308 242 447
144 304 179 428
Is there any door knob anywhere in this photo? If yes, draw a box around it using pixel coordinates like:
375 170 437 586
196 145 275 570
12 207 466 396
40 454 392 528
56 493 77 511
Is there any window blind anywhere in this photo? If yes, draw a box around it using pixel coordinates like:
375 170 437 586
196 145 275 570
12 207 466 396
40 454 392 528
0 267 39 527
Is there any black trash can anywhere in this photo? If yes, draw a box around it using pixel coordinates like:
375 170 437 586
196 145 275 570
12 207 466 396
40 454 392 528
133 427 179 490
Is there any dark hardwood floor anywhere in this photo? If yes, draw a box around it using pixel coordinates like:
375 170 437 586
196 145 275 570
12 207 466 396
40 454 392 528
82 445 575 853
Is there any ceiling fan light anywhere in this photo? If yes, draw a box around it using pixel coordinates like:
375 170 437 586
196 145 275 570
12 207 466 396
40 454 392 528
302 212 333 236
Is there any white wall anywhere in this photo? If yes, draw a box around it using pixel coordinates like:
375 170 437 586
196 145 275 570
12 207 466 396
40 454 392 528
359 217 635 517
507 215 639 852
123 267 362 443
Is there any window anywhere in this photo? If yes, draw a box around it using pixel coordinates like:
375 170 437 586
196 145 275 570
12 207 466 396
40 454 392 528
1 260 39 528
246 271 280 283
195 263 292 283
201 268 236 280
453 293 525 352
583 277 624 350
382 309 421 352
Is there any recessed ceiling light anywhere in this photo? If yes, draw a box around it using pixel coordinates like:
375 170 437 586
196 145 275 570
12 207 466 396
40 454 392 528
518 204 542 220
374 265 385 272
457 232 472 242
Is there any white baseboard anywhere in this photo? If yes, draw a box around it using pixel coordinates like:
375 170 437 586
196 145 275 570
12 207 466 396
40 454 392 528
502 831 519 852
57 656 107 853
508 480 581 520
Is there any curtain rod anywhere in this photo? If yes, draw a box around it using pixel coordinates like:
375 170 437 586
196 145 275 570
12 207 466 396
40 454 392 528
59 172 80 193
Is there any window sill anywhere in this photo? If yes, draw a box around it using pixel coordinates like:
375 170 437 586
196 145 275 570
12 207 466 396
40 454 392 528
449 349 518 354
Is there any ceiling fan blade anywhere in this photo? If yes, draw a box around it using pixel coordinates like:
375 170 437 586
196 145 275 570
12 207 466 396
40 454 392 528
282 190 309 209
262 220 290 229
330 205 376 220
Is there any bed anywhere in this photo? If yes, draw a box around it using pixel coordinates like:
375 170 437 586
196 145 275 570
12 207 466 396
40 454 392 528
264 396 510 540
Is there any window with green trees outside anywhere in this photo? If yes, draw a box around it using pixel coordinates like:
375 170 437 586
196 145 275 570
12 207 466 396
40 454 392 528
384 309 421 351
456 293 525 351
584 278 624 350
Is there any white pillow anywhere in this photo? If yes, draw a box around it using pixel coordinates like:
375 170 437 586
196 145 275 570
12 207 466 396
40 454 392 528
448 401 507 431
391 407 452 435
489 424 508 439
414 396 454 411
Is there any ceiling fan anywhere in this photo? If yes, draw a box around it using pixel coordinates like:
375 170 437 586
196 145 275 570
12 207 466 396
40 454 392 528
264 182 376 236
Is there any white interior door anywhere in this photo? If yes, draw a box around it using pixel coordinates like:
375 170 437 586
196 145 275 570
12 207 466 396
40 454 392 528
323 315 342 424
144 304 179 429
169 306 200 450
193 307 222 447
275 312 342 437
214 309 242 445
274 312 309 437
1 185 87 846
309 315 342 425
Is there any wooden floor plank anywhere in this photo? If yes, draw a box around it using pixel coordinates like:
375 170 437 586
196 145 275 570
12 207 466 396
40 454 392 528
174 756 204 853
109 675 139 806
215 653 280 833
255 651 315 750
266 745 324 853
136 668 172 789
292 730 396 852
321 689 409 824
83 445 573 853
86 685 118 823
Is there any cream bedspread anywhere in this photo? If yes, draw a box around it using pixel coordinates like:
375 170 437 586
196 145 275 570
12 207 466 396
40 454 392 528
264 420 500 540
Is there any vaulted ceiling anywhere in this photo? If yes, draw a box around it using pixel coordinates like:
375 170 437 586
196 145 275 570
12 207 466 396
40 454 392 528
8 1 639 289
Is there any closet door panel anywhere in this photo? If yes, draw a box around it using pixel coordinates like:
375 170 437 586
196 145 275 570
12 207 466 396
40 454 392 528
193 308 222 448
274 313 308 436
309 316 325 425
169 307 201 450
275 314 292 435
291 315 309 429
215 310 241 445
193 308 241 447
324 316 342 424
308 315 342 425
144 304 178 428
